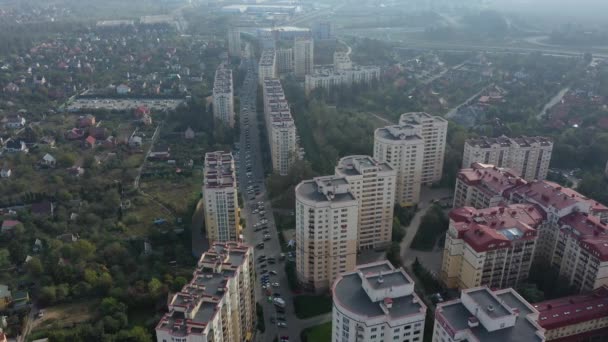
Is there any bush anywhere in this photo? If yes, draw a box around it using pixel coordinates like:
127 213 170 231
412 258 443 294
256 303 265 333
285 261 298 291
386 242 402 268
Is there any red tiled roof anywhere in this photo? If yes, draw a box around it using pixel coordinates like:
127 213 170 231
449 204 543 252
535 286 608 330
559 213 608 261
85 136 96 145
506 181 594 211
458 163 525 196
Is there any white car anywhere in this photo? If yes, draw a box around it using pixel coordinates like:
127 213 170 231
278 322 287 328
272 282 280 287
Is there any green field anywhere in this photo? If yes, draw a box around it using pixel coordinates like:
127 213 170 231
302 322 332 342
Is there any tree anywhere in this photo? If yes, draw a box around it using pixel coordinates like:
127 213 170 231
517 284 545 303
39 286 57 305
148 278 163 298
0 249 11 268
386 242 401 268
26 256 43 276
72 240 96 261
115 326 152 342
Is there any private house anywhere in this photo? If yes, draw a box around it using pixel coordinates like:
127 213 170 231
4 114 26 129
134 105 150 118
184 127 195 139
83 136 96 148
5 140 28 153
39 136 56 147
0 166 11 178
129 136 143 148
41 153 56 168
141 114 152 126
56 233 78 243
12 290 29 311
31 200 54 216
33 75 46 85
1 220 22 233
3 82 19 93
77 114 96 128
116 84 131 94
148 145 170 159
0 285 11 310
67 166 85 177
65 128 85 140
89 127 108 140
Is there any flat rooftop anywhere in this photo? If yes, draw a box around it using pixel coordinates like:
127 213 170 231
296 177 355 204
336 155 393 176
375 125 424 143
437 288 543 342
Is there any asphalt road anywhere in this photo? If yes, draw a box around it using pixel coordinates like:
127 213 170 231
236 56 305 342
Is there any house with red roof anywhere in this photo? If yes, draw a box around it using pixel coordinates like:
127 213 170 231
83 136 96 148
65 128 85 140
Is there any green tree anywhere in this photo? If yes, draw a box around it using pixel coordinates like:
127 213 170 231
0 249 11 268
26 256 43 276
386 242 401 268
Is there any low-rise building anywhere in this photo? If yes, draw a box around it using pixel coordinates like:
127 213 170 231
305 65 380 94
441 204 543 289
155 242 255 342
332 261 427 342
295 176 359 292
462 135 553 181
433 286 544 342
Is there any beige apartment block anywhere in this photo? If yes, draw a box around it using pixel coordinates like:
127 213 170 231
440 204 543 289
452 163 526 208
462 135 553 181
295 176 359 293
262 78 297 175
374 124 425 206
335 155 396 250
203 151 240 243
399 112 447 185
155 242 255 342
294 36 314 77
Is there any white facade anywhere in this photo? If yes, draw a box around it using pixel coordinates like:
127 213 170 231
258 49 277 84
305 66 380 94
295 176 359 292
294 37 314 78
212 65 235 127
203 152 240 243
374 125 425 206
462 135 553 181
332 261 427 342
399 112 448 185
335 155 396 250
333 51 352 71
227 27 241 57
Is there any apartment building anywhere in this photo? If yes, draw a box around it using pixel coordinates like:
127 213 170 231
534 285 608 341
399 112 448 185
294 36 314 77
212 65 235 127
258 49 276 84
440 204 543 289
433 286 544 342
262 78 297 175
203 151 240 243
374 124 425 206
332 261 427 342
304 65 380 94
453 163 527 208
227 27 241 57
335 155 396 250
295 176 359 292
462 135 553 181
333 51 352 71
155 242 255 342
276 48 294 73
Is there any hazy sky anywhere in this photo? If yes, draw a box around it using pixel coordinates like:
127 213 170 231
488 0 608 26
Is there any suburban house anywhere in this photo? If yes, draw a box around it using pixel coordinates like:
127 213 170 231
141 114 152 125
33 75 46 85
77 114 96 128
184 127 195 139
116 84 131 94
0 285 11 310
1 220 22 233
39 136 56 147
65 128 85 140
3 82 19 93
5 140 28 153
148 145 170 159
4 114 26 129
12 290 29 311
56 233 78 243
89 127 108 139
83 136 96 148
31 200 54 216
134 105 150 118
67 166 85 177
0 166 11 178
129 136 143 147
41 153 56 168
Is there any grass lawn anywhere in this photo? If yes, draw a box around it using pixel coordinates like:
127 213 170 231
293 295 332 319
302 322 332 342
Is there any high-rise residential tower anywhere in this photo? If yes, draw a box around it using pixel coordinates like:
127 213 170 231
335 155 396 250
212 64 235 127
227 27 241 58
294 36 314 78
203 151 240 243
